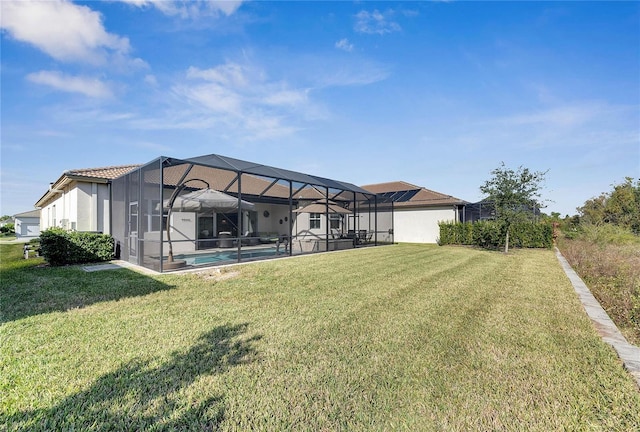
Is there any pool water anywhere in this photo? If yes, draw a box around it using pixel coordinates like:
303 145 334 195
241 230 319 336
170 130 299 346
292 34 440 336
175 247 279 265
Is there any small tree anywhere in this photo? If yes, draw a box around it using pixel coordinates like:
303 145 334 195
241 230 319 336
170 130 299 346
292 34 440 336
480 162 547 253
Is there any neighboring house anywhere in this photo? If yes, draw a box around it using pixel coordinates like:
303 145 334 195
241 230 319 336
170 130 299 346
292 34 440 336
35 165 140 234
361 181 467 244
13 210 40 239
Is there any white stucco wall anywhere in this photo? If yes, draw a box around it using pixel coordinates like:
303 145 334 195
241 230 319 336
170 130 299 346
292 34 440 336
74 182 111 233
254 204 290 235
38 180 111 233
76 182 92 231
393 207 457 243
40 193 66 231
165 211 197 254
98 182 110 233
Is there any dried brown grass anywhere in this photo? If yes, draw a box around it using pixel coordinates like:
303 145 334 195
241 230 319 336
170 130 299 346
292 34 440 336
557 235 640 345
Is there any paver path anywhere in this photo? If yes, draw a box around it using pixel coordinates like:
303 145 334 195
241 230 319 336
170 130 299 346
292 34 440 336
555 248 640 389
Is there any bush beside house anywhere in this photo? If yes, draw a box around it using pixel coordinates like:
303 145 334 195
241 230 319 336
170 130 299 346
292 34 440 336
40 228 115 266
438 221 553 249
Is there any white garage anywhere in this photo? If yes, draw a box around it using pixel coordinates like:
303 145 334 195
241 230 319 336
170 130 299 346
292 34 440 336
13 210 41 239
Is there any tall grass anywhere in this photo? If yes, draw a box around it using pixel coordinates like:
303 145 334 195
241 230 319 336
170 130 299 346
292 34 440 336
558 224 640 345
2 243 639 430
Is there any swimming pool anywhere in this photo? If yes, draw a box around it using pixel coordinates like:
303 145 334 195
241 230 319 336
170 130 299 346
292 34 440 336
174 247 279 266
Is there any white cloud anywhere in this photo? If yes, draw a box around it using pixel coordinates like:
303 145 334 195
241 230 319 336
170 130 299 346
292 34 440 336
315 63 390 87
127 61 311 140
262 89 308 107
174 80 243 114
335 38 354 52
355 9 401 35
182 63 309 111
0 0 131 65
130 54 389 140
186 64 248 88
117 0 244 18
26 70 113 98
144 74 158 86
490 103 619 129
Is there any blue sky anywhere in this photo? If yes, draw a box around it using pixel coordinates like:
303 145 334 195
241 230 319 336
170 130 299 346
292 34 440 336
1 1 638 217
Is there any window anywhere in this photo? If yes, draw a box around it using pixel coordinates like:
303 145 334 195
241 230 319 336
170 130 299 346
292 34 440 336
329 214 341 229
310 213 321 229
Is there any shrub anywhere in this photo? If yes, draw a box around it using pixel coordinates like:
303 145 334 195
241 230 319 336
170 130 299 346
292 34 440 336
438 221 552 249
577 223 640 246
39 228 114 266
558 235 640 345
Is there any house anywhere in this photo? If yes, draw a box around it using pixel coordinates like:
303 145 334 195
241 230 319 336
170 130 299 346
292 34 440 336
361 181 467 244
13 210 40 239
34 156 467 271
35 165 140 234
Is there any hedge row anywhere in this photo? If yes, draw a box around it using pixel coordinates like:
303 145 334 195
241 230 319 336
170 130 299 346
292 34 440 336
438 221 553 249
39 228 115 266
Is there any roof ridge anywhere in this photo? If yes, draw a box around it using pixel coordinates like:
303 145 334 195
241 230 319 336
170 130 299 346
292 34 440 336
361 180 421 189
66 163 141 174
418 186 451 198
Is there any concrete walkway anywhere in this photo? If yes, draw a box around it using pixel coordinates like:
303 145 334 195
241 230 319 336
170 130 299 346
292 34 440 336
555 248 640 389
82 260 159 275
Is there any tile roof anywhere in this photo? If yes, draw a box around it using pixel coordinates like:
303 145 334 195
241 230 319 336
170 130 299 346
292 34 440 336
35 164 141 207
362 181 467 207
66 165 141 180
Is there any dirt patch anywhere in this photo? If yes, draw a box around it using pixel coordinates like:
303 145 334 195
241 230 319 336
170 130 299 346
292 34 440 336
198 268 241 282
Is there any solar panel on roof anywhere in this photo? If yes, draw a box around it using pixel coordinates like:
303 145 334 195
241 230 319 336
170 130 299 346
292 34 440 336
379 189 420 202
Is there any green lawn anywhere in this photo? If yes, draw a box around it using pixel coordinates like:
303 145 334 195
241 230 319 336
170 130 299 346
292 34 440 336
1 243 639 430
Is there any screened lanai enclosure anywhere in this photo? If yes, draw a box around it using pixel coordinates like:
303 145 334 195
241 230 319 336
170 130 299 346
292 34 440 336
111 154 394 272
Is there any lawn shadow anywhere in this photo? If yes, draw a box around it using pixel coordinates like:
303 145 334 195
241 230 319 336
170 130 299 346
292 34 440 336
4 323 261 430
0 263 176 323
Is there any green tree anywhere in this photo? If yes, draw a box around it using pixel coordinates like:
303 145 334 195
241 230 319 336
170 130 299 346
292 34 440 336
480 162 547 253
578 177 640 234
579 194 607 226
0 223 15 234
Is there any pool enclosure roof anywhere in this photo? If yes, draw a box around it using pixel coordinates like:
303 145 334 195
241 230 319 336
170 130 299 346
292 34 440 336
110 152 394 273
171 153 374 196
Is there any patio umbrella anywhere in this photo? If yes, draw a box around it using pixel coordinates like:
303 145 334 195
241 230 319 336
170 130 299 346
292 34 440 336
293 199 351 214
166 188 255 212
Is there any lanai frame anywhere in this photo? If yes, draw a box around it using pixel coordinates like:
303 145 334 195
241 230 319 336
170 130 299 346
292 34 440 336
111 153 394 272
